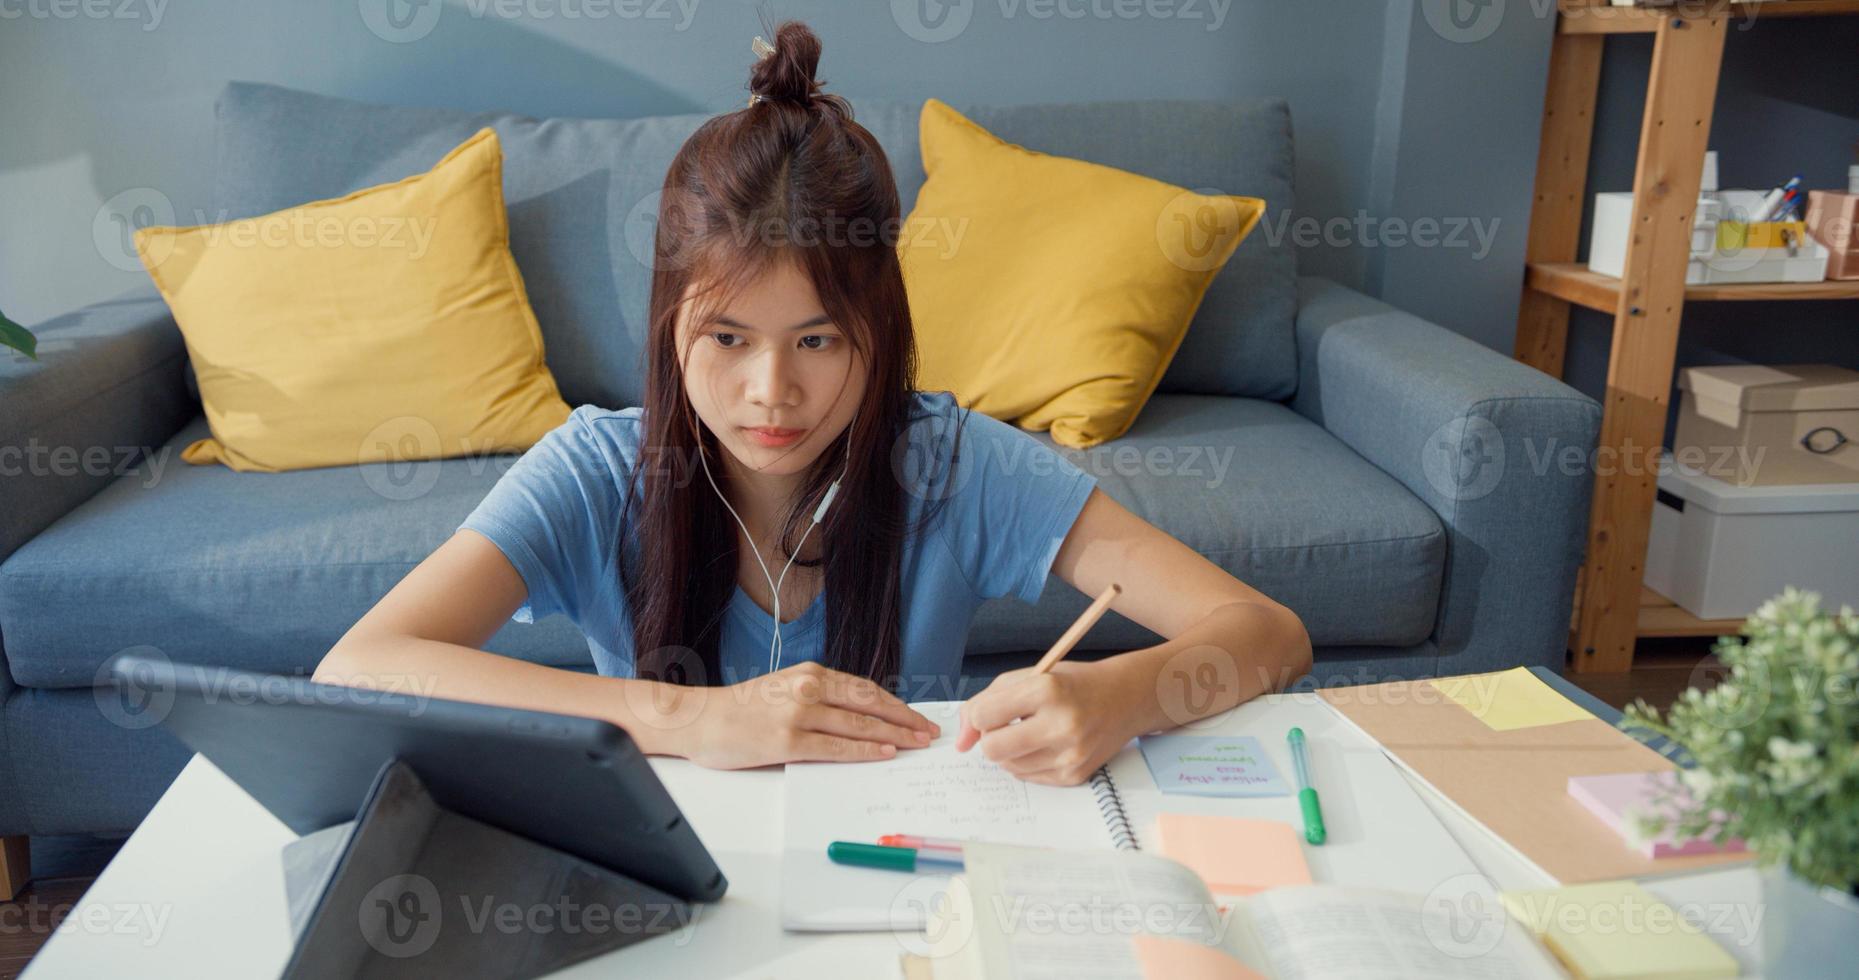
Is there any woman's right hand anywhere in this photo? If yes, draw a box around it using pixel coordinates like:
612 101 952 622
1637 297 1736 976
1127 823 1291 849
679 661 941 769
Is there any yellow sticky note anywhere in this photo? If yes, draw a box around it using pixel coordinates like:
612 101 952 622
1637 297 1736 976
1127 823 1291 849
1132 934 1264 980
1427 667 1592 731
1155 814 1312 896
1500 881 1738 979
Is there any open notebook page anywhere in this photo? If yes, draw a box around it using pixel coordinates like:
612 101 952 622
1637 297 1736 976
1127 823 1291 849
781 701 1122 931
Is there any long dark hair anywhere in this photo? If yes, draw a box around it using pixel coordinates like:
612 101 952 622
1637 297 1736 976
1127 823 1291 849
623 19 962 690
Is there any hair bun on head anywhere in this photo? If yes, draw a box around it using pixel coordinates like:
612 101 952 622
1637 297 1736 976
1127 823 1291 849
748 21 825 108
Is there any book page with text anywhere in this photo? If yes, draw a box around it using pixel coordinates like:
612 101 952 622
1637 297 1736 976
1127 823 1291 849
1235 886 1564 980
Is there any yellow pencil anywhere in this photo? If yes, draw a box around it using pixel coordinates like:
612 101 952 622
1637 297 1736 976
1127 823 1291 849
1030 582 1121 675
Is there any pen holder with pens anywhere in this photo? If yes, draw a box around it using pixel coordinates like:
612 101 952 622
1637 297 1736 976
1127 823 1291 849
1689 189 1829 285
1587 188 1831 285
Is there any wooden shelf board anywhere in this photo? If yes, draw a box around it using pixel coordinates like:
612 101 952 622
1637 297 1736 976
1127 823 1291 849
1638 586 1745 638
1526 262 1859 311
1559 0 1859 35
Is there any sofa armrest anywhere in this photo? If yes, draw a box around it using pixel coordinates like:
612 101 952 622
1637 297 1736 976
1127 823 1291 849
1290 277 1600 675
0 287 193 568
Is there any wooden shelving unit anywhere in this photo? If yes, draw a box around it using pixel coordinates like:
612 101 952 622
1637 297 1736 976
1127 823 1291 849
1515 0 1858 672
1528 261 1859 306
1559 0 1859 33
1637 586 1745 638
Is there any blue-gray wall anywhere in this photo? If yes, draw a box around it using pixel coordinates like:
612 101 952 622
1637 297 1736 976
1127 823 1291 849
9 1 1847 414
3 0 1559 349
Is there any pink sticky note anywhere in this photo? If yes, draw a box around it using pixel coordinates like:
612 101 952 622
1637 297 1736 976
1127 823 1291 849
1567 771 1746 859
1155 814 1312 896
1132 934 1263 980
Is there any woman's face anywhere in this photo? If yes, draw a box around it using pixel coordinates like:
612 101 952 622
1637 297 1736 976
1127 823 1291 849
677 259 867 480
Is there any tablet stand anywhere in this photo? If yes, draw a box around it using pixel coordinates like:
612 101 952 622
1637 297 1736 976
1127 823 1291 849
278 757 693 978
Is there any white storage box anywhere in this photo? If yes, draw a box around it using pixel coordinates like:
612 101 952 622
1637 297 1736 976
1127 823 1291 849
1644 458 1859 620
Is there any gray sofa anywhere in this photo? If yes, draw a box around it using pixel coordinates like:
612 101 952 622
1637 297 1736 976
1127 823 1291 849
0 82 1600 842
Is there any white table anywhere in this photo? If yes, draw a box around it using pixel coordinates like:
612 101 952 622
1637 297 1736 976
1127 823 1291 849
23 695 1767 978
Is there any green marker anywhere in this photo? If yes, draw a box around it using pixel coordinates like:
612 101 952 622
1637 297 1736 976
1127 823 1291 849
1287 727 1326 846
828 841 965 873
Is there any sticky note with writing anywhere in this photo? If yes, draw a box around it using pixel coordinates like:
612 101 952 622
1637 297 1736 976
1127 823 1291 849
1138 735 1290 797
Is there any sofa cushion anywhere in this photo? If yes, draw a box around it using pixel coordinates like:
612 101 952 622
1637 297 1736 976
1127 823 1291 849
0 417 590 691
968 394 1446 655
211 82 1298 409
139 127 573 474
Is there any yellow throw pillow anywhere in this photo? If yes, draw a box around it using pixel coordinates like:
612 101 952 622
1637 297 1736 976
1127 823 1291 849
134 127 572 473
899 99 1264 448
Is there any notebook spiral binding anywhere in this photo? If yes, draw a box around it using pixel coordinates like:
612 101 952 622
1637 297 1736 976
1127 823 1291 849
1089 765 1139 851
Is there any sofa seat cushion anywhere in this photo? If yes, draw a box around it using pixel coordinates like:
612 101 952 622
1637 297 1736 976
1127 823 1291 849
0 417 591 690
967 395 1446 656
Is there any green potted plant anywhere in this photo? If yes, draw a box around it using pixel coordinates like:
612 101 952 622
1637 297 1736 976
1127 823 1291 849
1622 586 1858 975
1 306 36 360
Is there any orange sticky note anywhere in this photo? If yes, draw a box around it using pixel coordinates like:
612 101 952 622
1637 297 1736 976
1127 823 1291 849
1155 814 1312 896
1132 934 1263 980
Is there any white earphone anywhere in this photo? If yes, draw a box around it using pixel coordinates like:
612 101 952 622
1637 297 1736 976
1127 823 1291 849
695 412 855 674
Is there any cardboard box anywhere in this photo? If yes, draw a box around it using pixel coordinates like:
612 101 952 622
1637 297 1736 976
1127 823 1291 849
1674 364 1859 486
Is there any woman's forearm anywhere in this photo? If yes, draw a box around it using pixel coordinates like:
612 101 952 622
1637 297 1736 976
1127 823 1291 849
313 637 700 757
1099 600 1313 735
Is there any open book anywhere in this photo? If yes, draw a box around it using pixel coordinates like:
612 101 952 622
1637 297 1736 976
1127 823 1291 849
918 843 1567 980
781 697 1485 931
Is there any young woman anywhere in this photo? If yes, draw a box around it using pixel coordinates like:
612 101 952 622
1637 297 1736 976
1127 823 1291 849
314 21 1310 787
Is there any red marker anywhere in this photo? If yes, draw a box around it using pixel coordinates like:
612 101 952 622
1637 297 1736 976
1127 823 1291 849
878 834 966 851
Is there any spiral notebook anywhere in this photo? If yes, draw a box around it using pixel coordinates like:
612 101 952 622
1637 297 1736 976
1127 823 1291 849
781 695 1487 932
780 701 1142 931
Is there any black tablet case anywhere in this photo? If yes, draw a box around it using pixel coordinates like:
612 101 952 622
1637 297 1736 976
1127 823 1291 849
280 757 692 978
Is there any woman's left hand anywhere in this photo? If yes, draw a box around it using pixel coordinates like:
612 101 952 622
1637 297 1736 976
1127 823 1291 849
954 660 1140 786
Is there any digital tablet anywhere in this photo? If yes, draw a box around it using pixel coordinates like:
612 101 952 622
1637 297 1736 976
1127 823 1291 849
105 650 727 903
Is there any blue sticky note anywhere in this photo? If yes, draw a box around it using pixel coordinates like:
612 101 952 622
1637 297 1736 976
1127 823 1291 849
1138 734 1290 797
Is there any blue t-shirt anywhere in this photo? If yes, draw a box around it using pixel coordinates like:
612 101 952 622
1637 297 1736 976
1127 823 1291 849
457 390 1098 689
